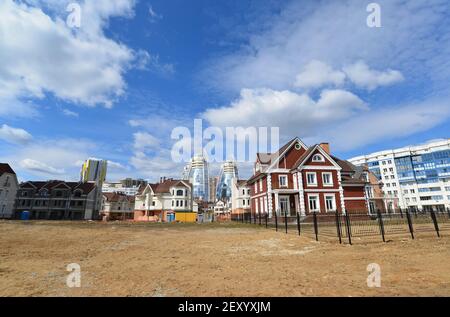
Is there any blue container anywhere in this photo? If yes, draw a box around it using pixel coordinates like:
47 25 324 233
21 211 30 220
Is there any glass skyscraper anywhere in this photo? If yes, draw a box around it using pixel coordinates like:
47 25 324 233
183 156 209 201
216 161 239 202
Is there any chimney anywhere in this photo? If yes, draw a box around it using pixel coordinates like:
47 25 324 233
319 143 330 154
160 177 163 183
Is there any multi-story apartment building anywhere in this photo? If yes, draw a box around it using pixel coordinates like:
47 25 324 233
349 139 450 211
102 178 147 196
247 138 369 218
80 159 107 214
182 155 209 201
134 179 193 222
216 160 239 202
0 163 19 219
101 192 134 221
14 181 98 220
231 179 251 216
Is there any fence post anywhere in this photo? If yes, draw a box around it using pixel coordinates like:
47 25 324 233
296 211 301 236
284 210 288 234
275 209 278 232
335 211 342 244
430 210 440 238
447 207 450 219
344 211 352 245
377 209 386 243
406 210 414 240
399 207 403 219
313 212 319 241
265 212 268 228
259 210 261 226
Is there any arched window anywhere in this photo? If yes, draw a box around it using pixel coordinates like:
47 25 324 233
176 189 184 196
73 190 83 198
312 154 325 162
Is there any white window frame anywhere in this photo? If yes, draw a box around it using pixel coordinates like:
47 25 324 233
308 194 320 213
324 194 336 212
312 154 325 162
322 172 333 187
259 179 263 192
255 198 259 214
259 198 264 215
306 172 317 187
278 175 288 188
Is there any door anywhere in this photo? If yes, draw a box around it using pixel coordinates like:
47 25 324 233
279 196 290 216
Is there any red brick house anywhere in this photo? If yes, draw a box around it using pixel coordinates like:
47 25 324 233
247 137 369 218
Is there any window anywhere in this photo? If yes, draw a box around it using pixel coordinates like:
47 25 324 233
325 195 336 212
322 173 333 186
308 195 319 212
389 168 394 172
254 183 258 194
152 201 156 206
306 172 317 186
242 200 246 206
242 189 245 195
312 154 325 162
410 189 415 194
279 175 288 187
176 189 184 196
390 175 395 179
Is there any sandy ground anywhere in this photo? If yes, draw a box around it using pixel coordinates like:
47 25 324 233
1 220 449 297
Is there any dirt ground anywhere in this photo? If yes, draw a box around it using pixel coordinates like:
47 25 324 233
1 220 449 297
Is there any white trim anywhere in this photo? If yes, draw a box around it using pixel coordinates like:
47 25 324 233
299 165 341 171
267 138 308 170
343 197 366 200
294 144 342 170
304 189 340 193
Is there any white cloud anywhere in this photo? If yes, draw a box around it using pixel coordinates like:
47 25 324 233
133 50 175 76
130 150 182 180
0 0 139 113
133 132 160 150
0 124 33 144
62 109 79 117
294 60 346 89
307 100 450 151
202 88 367 137
19 159 65 175
343 61 404 90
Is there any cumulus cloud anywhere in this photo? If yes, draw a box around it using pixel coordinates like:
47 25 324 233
317 101 450 151
202 88 367 137
0 124 33 144
133 132 160 150
0 0 146 115
294 60 346 89
343 61 404 90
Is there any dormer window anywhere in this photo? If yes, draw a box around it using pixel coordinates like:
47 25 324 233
312 154 325 162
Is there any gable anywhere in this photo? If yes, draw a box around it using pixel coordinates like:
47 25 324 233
303 148 334 166
278 144 307 169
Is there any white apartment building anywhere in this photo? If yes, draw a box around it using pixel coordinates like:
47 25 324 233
349 139 450 211
0 164 19 219
102 182 141 196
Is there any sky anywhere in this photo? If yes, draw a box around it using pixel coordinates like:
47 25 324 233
0 0 449 182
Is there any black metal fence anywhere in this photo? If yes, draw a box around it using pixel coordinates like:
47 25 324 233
231 208 450 244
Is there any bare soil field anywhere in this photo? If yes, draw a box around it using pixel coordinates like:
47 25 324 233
1 220 449 297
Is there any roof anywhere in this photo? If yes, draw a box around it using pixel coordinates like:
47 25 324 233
246 171 265 184
0 163 15 176
19 181 96 193
236 179 248 186
137 179 192 195
103 192 132 202
256 137 302 165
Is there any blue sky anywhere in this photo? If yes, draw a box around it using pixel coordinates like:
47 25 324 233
0 0 449 182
